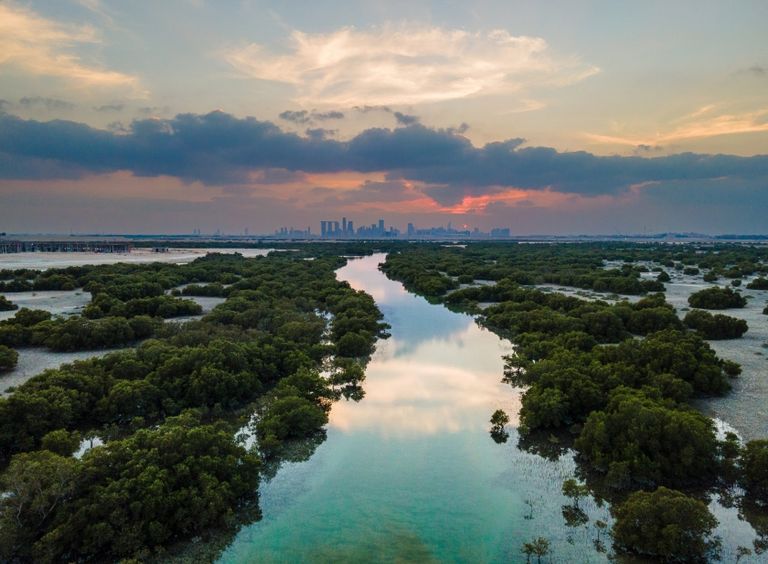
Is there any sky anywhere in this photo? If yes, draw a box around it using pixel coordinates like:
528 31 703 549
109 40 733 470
0 0 766 235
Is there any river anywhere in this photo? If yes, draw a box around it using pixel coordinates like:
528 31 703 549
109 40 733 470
219 254 618 563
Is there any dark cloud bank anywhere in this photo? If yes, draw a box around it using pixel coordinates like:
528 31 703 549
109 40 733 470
0 110 767 206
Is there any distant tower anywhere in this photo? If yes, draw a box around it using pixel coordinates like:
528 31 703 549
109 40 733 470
378 219 385 235
332 221 340 235
342 217 347 233
407 223 415 236
347 220 354 234
321 221 328 237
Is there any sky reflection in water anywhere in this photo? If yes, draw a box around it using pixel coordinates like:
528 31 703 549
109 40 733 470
218 254 612 563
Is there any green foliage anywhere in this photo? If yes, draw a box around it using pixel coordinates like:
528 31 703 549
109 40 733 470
748 277 768 290
336 331 373 357
0 248 376 559
576 388 718 487
657 270 671 282
84 294 202 319
381 242 677 301
382 243 756 495
742 440 768 505
0 450 79 561
520 537 550 563
612 487 720 562
510 328 730 433
0 412 260 562
684 309 748 339
0 295 18 311
40 429 81 456
688 286 747 309
489 409 510 442
490 409 509 429
0 344 18 372
561 478 589 508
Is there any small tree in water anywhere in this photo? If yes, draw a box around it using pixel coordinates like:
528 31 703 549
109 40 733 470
521 537 550 563
561 478 589 509
489 409 510 443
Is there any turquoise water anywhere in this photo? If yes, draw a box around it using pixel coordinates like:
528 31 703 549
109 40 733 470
219 254 613 563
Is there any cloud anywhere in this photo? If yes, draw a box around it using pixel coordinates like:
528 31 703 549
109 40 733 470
279 110 311 124
19 97 77 111
313 110 344 120
1 111 767 209
94 104 125 112
353 105 421 127
279 109 345 124
138 106 170 116
0 2 142 94
316 179 421 206
305 127 337 140
587 106 768 146
223 25 599 106
393 112 419 126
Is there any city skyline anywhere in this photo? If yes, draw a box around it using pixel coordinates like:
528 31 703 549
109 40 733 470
0 1 767 234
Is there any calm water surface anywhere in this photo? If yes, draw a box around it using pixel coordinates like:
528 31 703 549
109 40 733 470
219 254 614 563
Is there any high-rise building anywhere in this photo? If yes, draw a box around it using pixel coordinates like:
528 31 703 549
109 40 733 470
320 221 328 237
378 219 385 234
342 217 347 233
407 223 415 236
347 220 354 234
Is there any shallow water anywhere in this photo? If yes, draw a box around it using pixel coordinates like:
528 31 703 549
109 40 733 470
0 347 118 394
216 254 765 563
219 255 609 563
0 290 90 321
540 264 768 442
664 277 768 441
0 248 273 270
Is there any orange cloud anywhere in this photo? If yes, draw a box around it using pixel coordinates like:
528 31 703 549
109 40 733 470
586 105 768 147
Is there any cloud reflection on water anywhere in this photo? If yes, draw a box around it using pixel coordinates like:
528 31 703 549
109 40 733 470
332 255 520 438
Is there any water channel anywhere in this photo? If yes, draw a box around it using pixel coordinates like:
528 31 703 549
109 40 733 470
219 254 617 562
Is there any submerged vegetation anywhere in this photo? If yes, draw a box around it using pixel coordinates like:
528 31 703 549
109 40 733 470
0 250 388 561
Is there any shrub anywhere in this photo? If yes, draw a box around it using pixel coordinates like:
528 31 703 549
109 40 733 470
684 309 748 339
688 287 746 309
613 487 719 562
